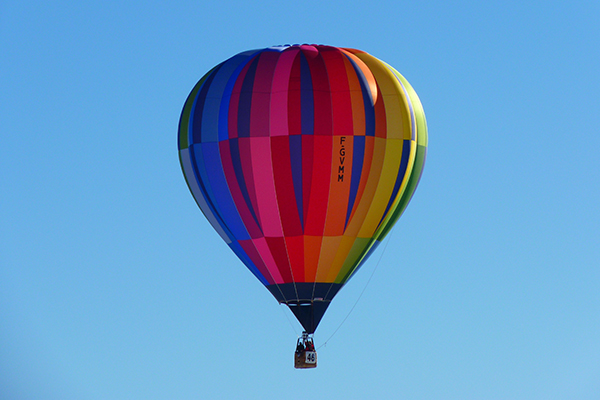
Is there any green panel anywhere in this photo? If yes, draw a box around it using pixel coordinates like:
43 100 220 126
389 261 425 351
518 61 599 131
374 143 427 240
177 65 219 151
386 64 428 147
371 64 428 242
335 237 376 283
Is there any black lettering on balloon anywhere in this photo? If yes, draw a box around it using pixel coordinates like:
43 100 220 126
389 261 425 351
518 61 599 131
337 136 346 182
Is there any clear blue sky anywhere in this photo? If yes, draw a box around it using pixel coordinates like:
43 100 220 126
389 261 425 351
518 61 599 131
1 0 599 399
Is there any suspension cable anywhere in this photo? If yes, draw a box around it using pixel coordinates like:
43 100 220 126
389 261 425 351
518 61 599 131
280 303 301 336
316 228 395 350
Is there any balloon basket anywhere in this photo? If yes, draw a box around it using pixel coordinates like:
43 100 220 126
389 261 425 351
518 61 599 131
294 332 317 369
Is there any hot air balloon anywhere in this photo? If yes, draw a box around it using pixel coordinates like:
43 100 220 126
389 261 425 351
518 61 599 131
178 44 427 368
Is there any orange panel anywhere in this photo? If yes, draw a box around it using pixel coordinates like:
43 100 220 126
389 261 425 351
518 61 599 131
315 236 343 282
303 235 322 282
343 56 366 137
345 135 375 226
345 137 386 237
323 136 353 236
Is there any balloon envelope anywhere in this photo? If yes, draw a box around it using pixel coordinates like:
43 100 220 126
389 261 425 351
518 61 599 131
178 45 427 333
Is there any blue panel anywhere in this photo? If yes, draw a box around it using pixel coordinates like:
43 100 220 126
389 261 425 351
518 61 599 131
344 54 375 137
218 51 263 142
201 53 261 143
228 138 261 227
201 142 250 240
289 134 304 230
377 139 412 229
181 148 232 243
189 144 235 242
192 65 221 145
228 240 269 285
345 135 365 229
299 52 314 136
237 55 261 138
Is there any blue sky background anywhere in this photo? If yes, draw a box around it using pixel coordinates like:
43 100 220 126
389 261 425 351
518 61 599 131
1 0 599 399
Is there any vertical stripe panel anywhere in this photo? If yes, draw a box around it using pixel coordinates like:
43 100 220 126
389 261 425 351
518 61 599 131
285 235 305 282
238 57 260 138
252 237 284 283
304 135 332 235
219 140 262 238
266 237 293 282
179 148 232 243
237 137 261 232
250 137 283 236
272 136 303 236
344 136 385 237
270 48 298 136
238 239 276 284
356 138 404 237
200 142 249 240
299 52 314 136
229 240 270 285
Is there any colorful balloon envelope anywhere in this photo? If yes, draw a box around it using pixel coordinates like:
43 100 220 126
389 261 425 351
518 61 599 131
178 45 427 334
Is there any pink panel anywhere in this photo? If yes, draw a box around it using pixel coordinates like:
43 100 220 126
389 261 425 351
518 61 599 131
253 237 284 284
238 239 274 284
251 137 284 237
228 59 254 139
237 137 260 234
250 52 279 137
270 48 299 137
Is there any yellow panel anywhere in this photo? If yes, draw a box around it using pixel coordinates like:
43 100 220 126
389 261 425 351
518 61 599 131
315 236 343 282
320 235 356 282
353 53 412 141
373 142 417 238
385 62 429 148
357 138 404 237
381 94 407 140
343 137 386 236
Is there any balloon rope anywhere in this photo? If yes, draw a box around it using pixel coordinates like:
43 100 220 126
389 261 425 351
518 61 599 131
280 303 301 336
316 228 394 350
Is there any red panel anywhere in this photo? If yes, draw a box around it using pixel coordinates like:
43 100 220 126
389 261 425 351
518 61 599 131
285 235 305 282
271 136 303 236
304 135 332 236
238 239 273 284
250 52 279 137
322 49 353 138
228 59 254 139
219 140 262 238
287 54 302 136
265 236 293 283
301 135 314 229
306 51 332 136
237 137 261 236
